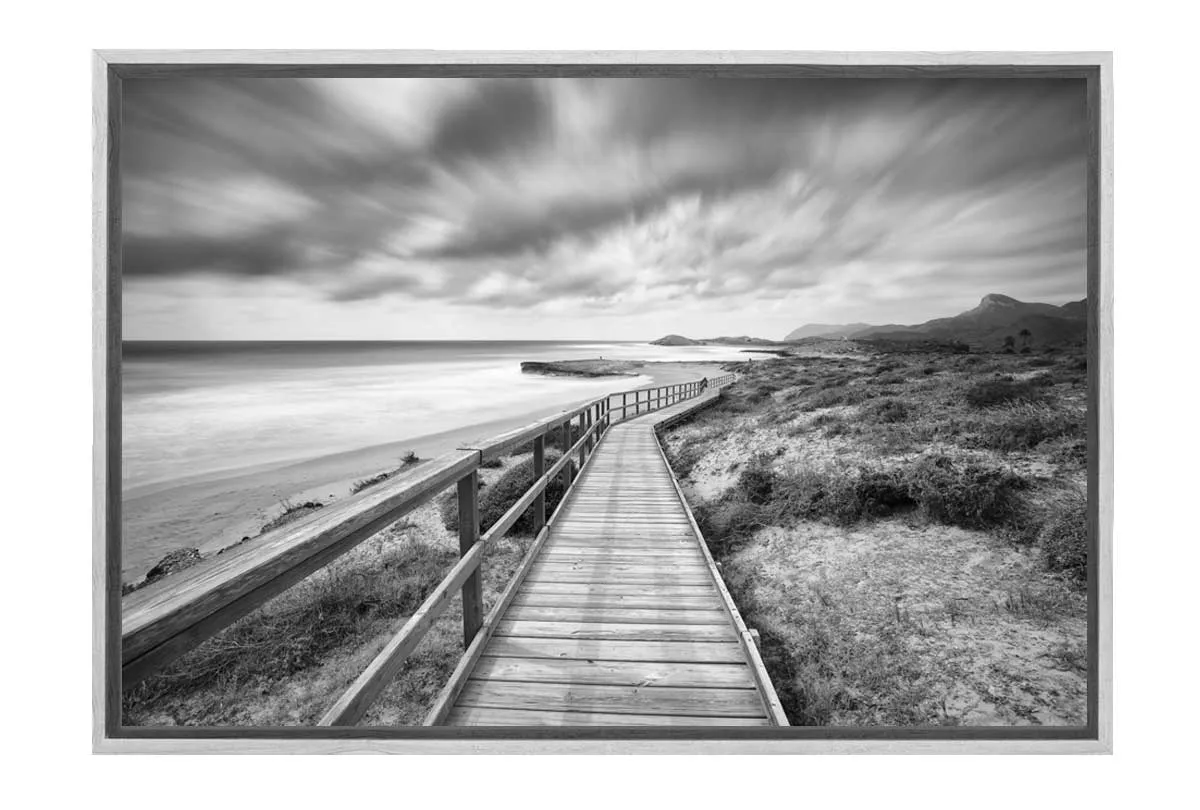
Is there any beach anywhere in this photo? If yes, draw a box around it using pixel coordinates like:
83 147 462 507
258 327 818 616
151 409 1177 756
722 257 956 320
121 341 739 583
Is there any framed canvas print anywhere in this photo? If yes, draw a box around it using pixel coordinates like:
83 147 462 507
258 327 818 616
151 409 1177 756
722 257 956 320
93 50 1112 753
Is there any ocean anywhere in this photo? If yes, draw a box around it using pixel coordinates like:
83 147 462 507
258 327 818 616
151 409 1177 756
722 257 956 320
121 340 751 495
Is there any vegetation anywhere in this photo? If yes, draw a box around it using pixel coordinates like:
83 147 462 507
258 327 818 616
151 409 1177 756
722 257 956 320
439 450 566 535
350 451 422 494
661 344 1088 726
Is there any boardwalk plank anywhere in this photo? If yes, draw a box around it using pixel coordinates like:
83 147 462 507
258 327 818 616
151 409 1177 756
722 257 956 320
457 680 765 717
471 656 758 689
483 636 746 663
442 395 781 727
503 605 730 625
495 619 737 642
446 706 770 726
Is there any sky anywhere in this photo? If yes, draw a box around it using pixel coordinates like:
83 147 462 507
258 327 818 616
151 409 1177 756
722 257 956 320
122 77 1088 341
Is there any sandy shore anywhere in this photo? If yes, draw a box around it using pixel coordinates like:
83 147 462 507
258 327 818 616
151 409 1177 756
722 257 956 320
121 360 727 583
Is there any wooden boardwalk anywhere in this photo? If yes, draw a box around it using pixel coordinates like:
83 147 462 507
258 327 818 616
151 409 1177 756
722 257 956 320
441 393 787 726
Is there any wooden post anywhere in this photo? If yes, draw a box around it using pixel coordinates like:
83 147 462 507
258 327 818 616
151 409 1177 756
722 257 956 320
532 433 545 533
457 470 483 646
584 406 593 457
560 420 572 486
622 391 628 420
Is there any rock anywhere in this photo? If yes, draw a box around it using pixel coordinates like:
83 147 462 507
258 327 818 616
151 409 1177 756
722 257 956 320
143 547 203 585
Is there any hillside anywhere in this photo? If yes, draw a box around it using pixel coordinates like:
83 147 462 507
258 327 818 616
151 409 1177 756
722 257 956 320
784 322 873 341
786 294 1086 350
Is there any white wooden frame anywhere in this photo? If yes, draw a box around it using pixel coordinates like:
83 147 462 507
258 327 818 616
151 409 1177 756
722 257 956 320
93 50 1113 754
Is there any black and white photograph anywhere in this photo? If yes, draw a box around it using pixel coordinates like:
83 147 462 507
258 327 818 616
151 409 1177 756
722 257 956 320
97 58 1106 743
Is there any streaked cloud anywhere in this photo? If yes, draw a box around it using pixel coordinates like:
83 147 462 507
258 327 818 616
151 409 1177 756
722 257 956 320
122 77 1087 340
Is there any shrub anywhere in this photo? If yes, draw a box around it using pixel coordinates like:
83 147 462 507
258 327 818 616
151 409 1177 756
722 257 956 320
865 398 911 424
440 451 565 535
964 379 1044 409
736 453 777 505
402 450 420 465
904 454 1028 529
1027 357 1057 368
977 403 1083 452
922 365 938 375
851 468 917 518
1039 490 1087 583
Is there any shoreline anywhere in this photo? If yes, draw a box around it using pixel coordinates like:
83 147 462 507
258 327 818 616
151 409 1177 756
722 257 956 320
121 359 728 583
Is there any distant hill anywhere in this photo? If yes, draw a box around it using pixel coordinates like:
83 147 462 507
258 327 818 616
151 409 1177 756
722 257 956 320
650 334 702 346
650 334 779 346
785 294 1087 349
783 323 873 341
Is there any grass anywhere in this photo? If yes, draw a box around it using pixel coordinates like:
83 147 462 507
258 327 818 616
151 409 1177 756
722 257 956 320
660 345 1089 726
964 378 1045 409
1038 488 1088 582
350 451 422 494
123 526 459 725
975 402 1084 452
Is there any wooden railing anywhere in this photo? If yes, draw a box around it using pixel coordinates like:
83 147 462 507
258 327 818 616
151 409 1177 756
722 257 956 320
121 372 737 724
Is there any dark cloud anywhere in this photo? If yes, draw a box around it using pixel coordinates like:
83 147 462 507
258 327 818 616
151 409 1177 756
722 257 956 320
431 80 554 162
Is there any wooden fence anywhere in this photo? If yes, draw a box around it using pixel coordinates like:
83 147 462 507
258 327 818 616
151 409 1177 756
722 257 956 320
122 372 736 724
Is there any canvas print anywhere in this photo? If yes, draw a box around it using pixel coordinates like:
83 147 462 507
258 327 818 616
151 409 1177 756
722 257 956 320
118 76 1090 729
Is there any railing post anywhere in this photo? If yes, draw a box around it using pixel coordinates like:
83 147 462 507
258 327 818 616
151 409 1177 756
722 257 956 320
584 406 594 457
561 420 572 486
532 433 545 533
622 391 628 420
457 470 483 646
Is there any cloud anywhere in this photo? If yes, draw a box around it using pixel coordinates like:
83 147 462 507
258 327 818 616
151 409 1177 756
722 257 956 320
121 77 1088 338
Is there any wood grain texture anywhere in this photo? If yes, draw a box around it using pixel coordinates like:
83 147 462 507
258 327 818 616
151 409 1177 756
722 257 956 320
456 680 766 718
442 405 789 726
470 656 758 689
445 706 770 727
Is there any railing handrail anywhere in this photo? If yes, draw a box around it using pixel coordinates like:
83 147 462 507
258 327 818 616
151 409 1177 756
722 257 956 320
120 371 738 711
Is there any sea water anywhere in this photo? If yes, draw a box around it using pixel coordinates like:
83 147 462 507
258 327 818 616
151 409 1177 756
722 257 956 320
121 340 750 494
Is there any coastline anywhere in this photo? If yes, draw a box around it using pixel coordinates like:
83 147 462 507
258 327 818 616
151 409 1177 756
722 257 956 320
121 359 728 583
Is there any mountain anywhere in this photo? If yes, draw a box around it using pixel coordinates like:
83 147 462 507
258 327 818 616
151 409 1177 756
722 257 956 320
783 323 873 341
786 294 1087 349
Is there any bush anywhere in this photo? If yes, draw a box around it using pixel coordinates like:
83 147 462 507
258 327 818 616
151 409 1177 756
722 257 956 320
1039 490 1087 583
964 379 1044 409
904 454 1028 529
736 453 777 505
865 398 911 424
440 451 566 535
851 468 917 518
977 403 1083 451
